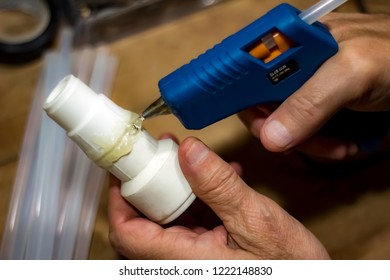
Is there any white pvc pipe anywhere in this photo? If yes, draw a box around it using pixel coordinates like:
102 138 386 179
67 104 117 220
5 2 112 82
44 75 195 225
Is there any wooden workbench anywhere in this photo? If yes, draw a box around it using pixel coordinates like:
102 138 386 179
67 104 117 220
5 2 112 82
1 0 389 259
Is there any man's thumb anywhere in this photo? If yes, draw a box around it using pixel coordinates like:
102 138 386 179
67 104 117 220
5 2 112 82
260 55 351 152
178 137 252 222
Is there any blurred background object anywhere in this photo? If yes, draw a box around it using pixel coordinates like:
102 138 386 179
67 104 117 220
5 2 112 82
0 0 228 64
61 0 229 45
0 0 58 64
0 0 373 63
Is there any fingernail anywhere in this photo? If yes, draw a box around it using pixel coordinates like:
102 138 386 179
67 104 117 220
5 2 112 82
264 120 293 149
185 140 209 166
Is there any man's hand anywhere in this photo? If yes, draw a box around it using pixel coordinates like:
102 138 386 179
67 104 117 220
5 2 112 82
239 13 390 159
108 137 329 259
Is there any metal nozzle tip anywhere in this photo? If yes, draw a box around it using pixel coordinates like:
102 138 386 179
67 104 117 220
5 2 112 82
141 97 171 120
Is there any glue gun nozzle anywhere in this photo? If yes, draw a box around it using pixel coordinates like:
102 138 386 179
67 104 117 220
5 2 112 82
141 97 171 120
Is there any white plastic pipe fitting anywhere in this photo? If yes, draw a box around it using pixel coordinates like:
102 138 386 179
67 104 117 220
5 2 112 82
43 75 195 224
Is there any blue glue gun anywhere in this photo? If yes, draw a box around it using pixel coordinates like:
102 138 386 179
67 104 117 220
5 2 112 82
141 2 340 129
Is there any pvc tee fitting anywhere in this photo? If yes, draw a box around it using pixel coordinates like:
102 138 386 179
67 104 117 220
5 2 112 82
43 75 195 224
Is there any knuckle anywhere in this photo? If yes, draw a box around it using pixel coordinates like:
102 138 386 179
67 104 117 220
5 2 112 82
231 196 295 257
285 92 324 124
339 44 378 93
197 163 240 201
241 199 279 235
